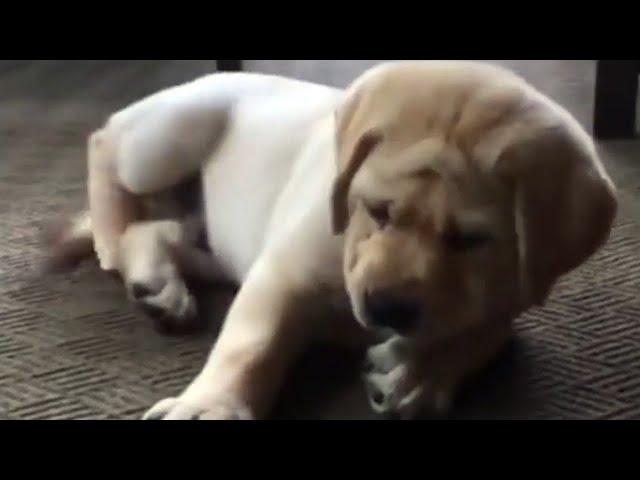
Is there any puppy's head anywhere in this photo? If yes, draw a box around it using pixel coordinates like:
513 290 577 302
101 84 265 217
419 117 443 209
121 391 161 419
333 62 617 342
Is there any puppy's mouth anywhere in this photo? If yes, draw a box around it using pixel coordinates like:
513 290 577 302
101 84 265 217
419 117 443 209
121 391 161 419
350 291 422 336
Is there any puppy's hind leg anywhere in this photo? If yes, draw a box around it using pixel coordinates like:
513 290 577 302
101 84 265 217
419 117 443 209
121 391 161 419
87 90 229 273
88 131 141 272
119 220 194 333
119 218 227 334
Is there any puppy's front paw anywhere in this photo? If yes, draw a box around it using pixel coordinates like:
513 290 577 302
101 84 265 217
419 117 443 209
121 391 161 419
143 396 253 420
364 338 452 419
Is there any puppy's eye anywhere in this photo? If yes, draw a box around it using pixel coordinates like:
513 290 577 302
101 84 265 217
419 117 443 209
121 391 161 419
365 201 391 227
442 231 491 251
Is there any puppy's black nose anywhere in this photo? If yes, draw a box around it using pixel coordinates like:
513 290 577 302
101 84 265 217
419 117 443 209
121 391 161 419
364 289 422 332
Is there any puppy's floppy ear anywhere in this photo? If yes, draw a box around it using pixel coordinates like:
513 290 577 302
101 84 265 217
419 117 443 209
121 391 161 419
331 87 383 234
497 121 617 307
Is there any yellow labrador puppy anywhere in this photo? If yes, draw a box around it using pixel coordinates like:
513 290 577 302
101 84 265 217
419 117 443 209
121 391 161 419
48 61 617 419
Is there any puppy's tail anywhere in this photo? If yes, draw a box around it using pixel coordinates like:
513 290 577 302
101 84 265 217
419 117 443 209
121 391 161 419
41 210 96 272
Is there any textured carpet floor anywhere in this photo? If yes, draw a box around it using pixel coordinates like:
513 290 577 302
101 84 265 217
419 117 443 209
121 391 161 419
1 60 640 420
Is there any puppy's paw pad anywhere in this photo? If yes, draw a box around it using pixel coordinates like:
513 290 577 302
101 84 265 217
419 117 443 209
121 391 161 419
364 366 451 419
143 397 252 420
127 280 198 333
364 336 411 375
143 397 182 420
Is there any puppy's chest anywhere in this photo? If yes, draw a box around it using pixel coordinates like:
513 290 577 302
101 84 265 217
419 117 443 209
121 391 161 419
326 287 352 313
296 283 354 328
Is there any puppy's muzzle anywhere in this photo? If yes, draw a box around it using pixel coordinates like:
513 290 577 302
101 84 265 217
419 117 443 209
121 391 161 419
364 288 422 333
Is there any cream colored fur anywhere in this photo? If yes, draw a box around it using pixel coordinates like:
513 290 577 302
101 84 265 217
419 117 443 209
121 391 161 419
48 62 617 419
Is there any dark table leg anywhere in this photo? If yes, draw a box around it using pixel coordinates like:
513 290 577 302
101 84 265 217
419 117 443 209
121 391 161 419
216 60 242 72
594 60 639 140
